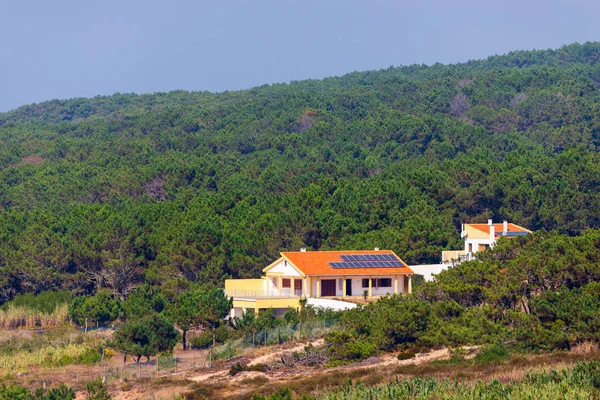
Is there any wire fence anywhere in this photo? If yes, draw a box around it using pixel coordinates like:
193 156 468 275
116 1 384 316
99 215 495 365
6 350 209 389
211 319 338 362
5 319 339 389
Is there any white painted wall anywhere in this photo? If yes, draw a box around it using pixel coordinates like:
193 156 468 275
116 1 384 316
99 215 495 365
231 307 245 318
268 260 303 276
306 298 357 311
465 238 494 253
410 264 450 282
310 275 407 297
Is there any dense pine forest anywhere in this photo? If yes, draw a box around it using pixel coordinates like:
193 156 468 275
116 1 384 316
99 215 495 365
2 42 600 302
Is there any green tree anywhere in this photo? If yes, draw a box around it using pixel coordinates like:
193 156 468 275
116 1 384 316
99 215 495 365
68 291 121 327
198 288 233 346
121 284 166 320
169 289 202 350
112 313 179 363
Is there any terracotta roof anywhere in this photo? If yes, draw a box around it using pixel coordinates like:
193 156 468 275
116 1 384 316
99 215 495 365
468 223 531 237
280 250 413 276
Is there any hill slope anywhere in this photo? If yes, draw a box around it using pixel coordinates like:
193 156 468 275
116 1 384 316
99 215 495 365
1 42 600 300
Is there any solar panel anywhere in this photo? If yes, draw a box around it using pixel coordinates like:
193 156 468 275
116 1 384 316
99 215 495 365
329 260 406 269
500 231 529 237
340 253 400 262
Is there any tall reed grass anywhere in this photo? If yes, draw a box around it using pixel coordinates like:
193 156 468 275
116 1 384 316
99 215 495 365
0 328 105 373
0 303 69 329
317 361 600 399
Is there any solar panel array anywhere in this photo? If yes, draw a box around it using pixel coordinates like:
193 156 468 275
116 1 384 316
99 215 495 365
499 231 529 237
329 261 405 269
340 254 397 261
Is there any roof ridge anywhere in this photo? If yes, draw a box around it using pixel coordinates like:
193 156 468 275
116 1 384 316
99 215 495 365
281 249 393 253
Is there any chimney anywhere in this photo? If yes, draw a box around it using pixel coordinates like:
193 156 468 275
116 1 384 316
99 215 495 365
300 247 306 252
374 247 379 251
488 219 493 226
503 220 508 234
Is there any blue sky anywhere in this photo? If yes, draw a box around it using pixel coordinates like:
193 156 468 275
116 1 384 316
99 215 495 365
1 0 598 112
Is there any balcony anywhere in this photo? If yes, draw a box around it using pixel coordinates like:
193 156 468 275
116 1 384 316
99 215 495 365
224 289 304 299
441 250 473 264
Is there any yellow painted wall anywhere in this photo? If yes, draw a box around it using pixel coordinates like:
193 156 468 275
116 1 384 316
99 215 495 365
232 299 258 309
224 278 264 292
465 224 488 239
442 250 466 263
232 298 301 311
255 298 303 309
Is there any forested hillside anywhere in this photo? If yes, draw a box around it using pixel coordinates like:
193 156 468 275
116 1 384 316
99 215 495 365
1 42 600 301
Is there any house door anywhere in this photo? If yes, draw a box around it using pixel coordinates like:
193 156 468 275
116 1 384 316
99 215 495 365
345 279 352 296
294 279 303 296
321 279 337 297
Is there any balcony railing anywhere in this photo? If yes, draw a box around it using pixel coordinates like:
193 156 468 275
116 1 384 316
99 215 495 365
225 289 304 299
441 251 474 264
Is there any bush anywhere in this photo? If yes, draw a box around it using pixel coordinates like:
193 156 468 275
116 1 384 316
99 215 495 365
85 378 112 400
0 383 76 399
190 331 213 349
3 290 72 314
229 362 269 376
69 291 121 327
397 351 416 360
190 326 231 349
78 348 102 364
247 363 269 373
229 362 245 376
325 331 377 364
474 344 508 365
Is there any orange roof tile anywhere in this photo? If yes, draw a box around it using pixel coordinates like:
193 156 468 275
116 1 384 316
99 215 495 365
280 250 413 276
468 223 531 237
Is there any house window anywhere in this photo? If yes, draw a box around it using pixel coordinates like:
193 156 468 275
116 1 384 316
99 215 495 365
362 279 378 288
378 278 392 288
282 278 291 288
338 279 343 290
294 280 302 290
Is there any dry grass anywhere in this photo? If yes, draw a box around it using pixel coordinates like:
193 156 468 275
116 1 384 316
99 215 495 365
571 341 599 355
231 349 600 400
0 303 69 329
0 327 106 373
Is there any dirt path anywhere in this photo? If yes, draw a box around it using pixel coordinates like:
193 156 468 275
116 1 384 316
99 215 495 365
186 340 460 394
249 339 324 366
188 338 324 383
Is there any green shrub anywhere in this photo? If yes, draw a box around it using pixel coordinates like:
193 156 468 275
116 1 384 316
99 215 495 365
190 331 213 349
397 351 416 360
474 344 508 365
325 331 377 364
190 326 231 349
229 362 245 376
157 353 177 370
229 362 269 376
3 290 72 314
78 348 102 364
247 363 269 373
85 378 112 400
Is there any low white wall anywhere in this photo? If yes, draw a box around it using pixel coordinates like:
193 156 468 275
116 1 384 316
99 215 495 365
306 298 357 311
410 264 449 282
